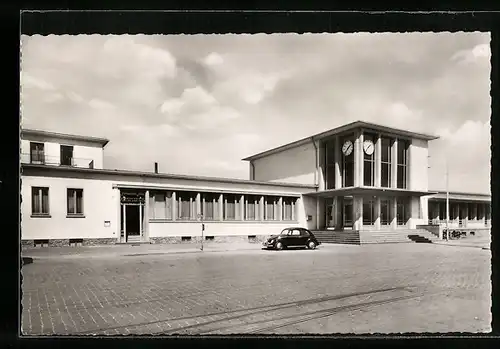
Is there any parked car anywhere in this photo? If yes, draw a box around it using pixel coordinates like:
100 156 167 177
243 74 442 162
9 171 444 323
263 227 321 250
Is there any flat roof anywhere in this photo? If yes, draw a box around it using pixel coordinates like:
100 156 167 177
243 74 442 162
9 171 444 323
21 129 110 147
242 120 440 161
303 187 437 198
428 191 491 202
21 163 317 189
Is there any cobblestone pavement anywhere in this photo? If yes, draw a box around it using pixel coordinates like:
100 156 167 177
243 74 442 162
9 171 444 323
21 243 491 335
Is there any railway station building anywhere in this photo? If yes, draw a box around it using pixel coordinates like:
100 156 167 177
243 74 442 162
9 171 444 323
20 121 491 248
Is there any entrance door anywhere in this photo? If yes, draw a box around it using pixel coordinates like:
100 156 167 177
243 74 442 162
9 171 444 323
125 205 140 241
342 197 353 229
325 199 336 229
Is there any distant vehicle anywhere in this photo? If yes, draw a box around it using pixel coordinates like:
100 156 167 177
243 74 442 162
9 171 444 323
263 227 321 250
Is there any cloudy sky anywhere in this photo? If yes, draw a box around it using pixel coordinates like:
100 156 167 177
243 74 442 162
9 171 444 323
20 33 491 194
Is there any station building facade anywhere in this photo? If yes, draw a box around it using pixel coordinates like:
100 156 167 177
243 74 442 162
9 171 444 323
20 121 491 248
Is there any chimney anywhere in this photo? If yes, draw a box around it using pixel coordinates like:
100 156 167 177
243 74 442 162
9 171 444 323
154 162 159 174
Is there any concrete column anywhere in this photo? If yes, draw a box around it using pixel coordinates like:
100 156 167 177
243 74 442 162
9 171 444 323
391 139 398 188
139 201 143 240
354 131 364 187
465 203 469 228
116 189 121 243
353 196 363 231
407 141 412 190
172 192 177 221
336 197 343 230
240 195 245 220
317 141 325 191
219 194 224 221
196 193 201 220
334 136 342 189
259 196 265 221
375 134 382 187
316 198 320 230
374 197 381 230
144 190 150 241
122 204 127 242
391 197 397 229
278 197 283 221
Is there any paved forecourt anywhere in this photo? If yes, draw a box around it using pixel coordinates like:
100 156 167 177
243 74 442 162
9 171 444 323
21 243 491 335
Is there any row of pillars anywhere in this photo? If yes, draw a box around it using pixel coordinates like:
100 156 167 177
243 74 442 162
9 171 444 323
428 201 491 225
145 191 297 222
324 196 412 231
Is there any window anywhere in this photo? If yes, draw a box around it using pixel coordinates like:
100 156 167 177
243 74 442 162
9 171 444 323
245 195 260 221
201 193 220 220
381 137 392 188
149 191 173 219
299 229 310 237
30 142 45 164
177 191 197 220
362 198 375 226
325 141 336 189
439 202 446 221
477 204 484 220
32 187 49 215
343 197 353 227
60 145 74 166
265 196 279 220
67 188 84 215
363 134 376 187
380 199 391 225
396 140 409 189
290 229 300 236
341 135 355 187
282 197 296 221
223 194 241 220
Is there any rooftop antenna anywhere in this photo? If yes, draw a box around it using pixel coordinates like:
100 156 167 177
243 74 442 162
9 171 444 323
445 158 449 240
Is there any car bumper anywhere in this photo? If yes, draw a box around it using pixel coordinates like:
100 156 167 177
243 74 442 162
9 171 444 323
262 242 275 248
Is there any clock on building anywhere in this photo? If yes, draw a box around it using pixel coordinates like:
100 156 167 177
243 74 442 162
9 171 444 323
363 139 375 156
342 140 353 156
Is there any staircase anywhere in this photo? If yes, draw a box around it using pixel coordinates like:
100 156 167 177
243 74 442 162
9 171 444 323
126 235 142 243
312 230 360 245
312 229 440 245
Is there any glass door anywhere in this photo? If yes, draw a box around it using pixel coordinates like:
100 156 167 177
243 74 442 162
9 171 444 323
325 199 336 229
342 197 353 229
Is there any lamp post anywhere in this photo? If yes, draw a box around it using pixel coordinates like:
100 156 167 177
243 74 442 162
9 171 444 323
198 214 204 251
445 158 450 240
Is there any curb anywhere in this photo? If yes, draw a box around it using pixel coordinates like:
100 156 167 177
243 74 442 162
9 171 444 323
433 242 490 249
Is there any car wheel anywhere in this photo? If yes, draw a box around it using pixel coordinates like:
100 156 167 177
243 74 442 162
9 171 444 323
275 241 284 251
307 241 316 250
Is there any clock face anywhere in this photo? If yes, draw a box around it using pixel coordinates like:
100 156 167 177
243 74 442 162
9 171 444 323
342 140 353 156
363 140 375 156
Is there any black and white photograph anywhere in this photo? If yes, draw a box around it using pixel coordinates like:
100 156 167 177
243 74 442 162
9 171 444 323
20 31 491 335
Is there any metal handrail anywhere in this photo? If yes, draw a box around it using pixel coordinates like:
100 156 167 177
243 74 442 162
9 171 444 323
20 153 96 169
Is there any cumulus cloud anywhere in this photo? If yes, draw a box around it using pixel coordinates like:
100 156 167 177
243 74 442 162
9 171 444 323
21 73 55 90
451 43 491 64
203 52 224 66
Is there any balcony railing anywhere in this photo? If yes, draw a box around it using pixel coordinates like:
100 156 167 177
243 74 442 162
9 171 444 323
21 153 96 169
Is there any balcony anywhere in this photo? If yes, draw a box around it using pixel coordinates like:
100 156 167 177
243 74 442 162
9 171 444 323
21 153 96 169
